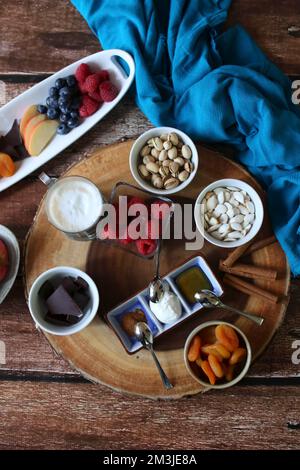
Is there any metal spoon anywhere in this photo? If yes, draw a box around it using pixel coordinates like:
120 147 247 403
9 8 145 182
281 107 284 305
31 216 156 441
135 322 173 390
149 240 165 303
194 289 264 326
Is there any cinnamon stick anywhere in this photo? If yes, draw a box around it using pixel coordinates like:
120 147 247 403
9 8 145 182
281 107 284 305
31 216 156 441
223 274 279 304
219 261 277 280
242 235 277 257
222 242 252 268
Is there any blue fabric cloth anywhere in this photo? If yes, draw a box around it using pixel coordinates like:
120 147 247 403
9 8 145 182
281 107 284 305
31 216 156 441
71 0 300 276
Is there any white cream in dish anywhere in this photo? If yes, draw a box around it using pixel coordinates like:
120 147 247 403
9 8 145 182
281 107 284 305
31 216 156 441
149 287 182 324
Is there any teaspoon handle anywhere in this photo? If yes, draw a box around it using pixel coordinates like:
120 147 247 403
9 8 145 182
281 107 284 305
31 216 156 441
147 345 173 390
219 303 264 326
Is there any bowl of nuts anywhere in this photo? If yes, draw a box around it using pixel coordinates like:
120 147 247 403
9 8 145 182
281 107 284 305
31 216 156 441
129 127 198 195
184 321 252 389
194 179 264 248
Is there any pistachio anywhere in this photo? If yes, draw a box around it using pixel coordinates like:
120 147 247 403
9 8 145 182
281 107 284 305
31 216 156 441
168 132 179 146
184 161 193 173
162 159 172 167
152 174 163 189
167 147 177 160
160 133 168 141
151 148 160 158
182 144 192 159
169 161 179 174
143 155 155 165
140 145 151 157
147 138 155 147
138 164 150 178
153 137 163 151
164 177 179 190
158 150 168 162
178 170 189 182
159 166 169 177
146 162 159 174
174 157 185 166
163 140 172 150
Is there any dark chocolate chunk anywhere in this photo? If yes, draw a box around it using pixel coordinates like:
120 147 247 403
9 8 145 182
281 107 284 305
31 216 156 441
74 276 89 292
45 312 81 326
72 291 89 310
0 120 29 161
46 285 83 318
38 280 55 300
5 120 22 146
61 276 77 295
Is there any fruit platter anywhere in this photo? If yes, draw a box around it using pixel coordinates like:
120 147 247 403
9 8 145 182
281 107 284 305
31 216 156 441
0 49 135 192
23 135 290 399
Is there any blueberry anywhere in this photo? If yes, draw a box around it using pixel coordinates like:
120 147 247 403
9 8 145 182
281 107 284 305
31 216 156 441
37 104 47 114
60 104 72 115
47 107 59 120
58 96 70 108
46 96 52 107
59 86 72 98
71 96 81 110
48 97 59 109
66 75 77 87
57 123 71 135
70 110 79 119
49 87 58 97
69 84 79 95
67 117 80 129
59 113 69 123
55 78 66 89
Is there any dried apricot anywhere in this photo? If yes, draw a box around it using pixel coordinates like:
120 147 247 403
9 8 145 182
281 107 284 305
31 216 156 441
200 359 216 385
214 343 231 359
215 324 239 352
187 335 201 362
229 347 247 365
208 354 224 378
201 344 223 361
0 153 15 177
225 364 235 382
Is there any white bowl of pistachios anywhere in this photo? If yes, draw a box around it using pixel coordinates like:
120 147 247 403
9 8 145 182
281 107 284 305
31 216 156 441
194 179 264 248
129 127 198 195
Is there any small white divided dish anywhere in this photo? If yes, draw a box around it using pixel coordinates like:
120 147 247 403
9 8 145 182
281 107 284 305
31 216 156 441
28 266 100 336
107 255 223 354
0 225 20 304
0 49 135 192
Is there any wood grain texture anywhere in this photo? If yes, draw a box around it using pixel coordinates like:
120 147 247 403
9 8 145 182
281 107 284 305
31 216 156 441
23 141 290 398
0 380 299 450
0 1 298 75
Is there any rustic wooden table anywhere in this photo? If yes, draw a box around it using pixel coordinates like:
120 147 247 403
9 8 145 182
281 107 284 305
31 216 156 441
0 0 299 450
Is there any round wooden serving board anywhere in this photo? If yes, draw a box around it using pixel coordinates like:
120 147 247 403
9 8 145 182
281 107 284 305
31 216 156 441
24 140 290 399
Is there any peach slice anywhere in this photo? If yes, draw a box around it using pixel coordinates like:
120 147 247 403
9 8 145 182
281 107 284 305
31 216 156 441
27 119 58 156
20 105 39 138
24 114 47 149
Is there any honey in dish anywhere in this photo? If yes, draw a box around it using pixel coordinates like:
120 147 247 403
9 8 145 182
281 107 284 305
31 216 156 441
176 266 212 304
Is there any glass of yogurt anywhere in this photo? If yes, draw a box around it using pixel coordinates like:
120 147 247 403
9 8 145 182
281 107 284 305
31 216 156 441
40 173 104 241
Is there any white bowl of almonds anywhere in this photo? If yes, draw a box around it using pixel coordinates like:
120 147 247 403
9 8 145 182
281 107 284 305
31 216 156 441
129 127 198 195
194 179 264 248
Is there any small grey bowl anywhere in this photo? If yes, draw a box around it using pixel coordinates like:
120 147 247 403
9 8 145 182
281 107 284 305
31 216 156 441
0 225 20 304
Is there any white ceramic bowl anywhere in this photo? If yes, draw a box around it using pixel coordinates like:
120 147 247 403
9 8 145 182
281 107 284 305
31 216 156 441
194 178 264 248
28 266 99 335
184 321 252 389
129 126 198 195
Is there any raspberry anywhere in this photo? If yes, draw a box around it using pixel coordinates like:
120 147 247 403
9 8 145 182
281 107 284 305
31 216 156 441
83 73 101 93
151 201 171 220
78 81 86 94
88 90 103 102
99 81 118 102
136 239 157 256
75 63 91 83
79 95 99 117
127 196 146 209
97 70 110 83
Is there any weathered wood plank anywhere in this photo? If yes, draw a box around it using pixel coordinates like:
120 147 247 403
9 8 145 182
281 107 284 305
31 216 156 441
0 381 299 449
0 1 299 75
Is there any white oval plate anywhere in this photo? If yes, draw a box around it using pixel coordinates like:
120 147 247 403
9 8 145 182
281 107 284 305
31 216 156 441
0 225 20 304
0 49 135 192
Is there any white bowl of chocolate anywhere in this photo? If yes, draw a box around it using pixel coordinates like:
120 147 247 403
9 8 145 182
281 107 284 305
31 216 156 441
28 266 99 335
